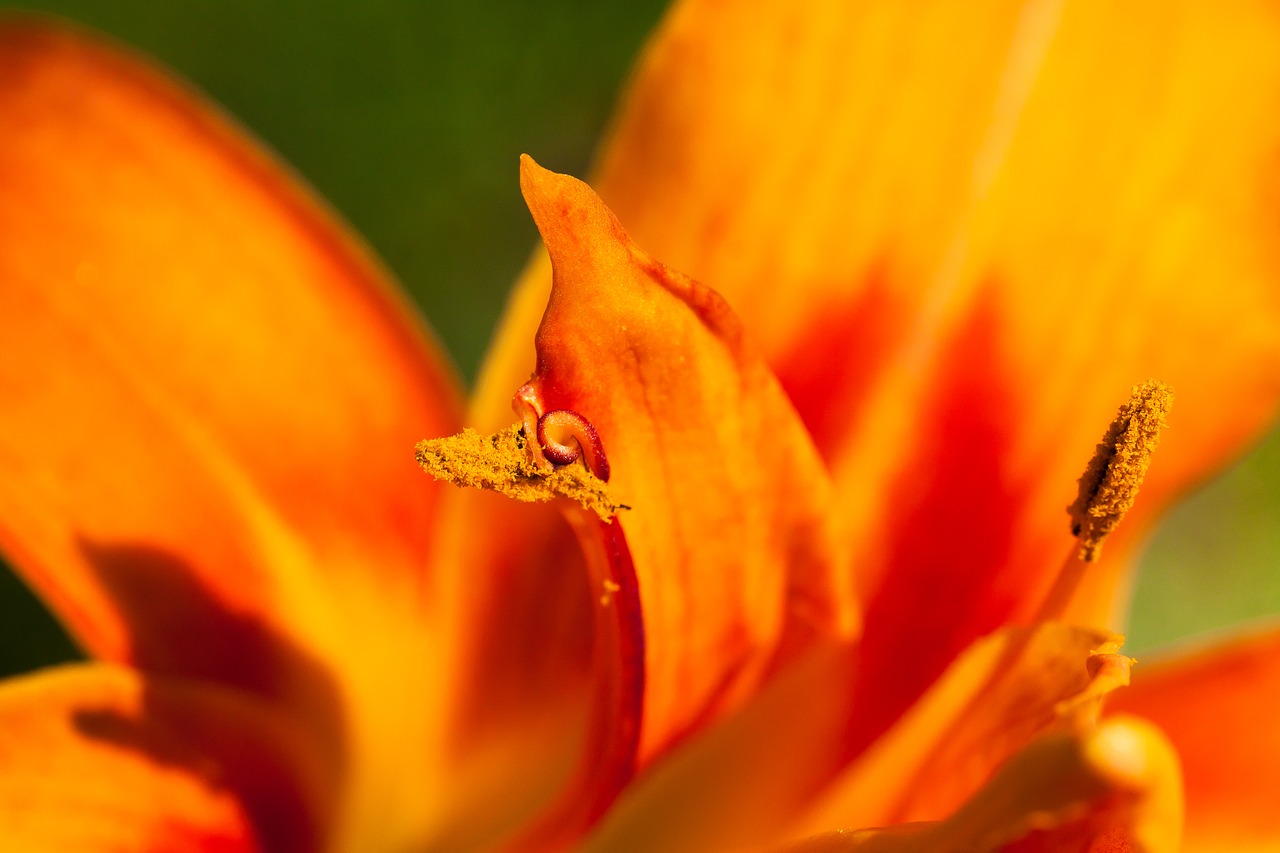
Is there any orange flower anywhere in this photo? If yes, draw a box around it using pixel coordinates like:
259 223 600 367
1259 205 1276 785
1 3 1279 851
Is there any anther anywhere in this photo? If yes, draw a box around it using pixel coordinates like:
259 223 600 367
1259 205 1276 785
415 424 624 521
1067 379 1173 561
1031 381 1172 624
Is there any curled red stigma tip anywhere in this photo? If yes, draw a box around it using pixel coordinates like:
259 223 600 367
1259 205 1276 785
538 408 611 481
511 381 612 481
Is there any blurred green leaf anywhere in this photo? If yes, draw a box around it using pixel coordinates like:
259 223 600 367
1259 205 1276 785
1128 426 1280 654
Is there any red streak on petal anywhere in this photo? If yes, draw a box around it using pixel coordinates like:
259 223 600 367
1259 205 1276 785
848 291 1026 756
773 266 905 463
512 519 644 848
586 520 644 811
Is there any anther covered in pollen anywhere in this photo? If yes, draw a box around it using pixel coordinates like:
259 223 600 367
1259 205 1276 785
1068 379 1174 562
415 381 623 522
415 426 623 522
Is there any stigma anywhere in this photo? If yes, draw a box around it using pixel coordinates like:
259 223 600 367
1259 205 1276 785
512 382 612 481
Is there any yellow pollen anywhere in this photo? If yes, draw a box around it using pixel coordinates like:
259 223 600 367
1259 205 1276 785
415 425 625 522
1067 379 1173 562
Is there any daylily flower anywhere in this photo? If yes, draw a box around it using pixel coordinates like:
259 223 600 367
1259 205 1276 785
1 1 1279 851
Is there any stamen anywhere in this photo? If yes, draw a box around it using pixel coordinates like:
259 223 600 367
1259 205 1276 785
1032 381 1173 624
415 425 624 522
1067 379 1174 562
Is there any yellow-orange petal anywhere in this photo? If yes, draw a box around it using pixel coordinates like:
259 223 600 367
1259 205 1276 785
516 156 857 789
476 0 1280 759
0 19 459 691
580 644 858 852
783 716 1182 853
1108 626 1280 852
597 0 1280 580
404 493 595 844
795 623 1131 837
0 663 331 853
581 623 1123 851
499 517 647 849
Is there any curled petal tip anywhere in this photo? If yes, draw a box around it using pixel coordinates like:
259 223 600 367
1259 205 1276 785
518 153 563 212
518 153 570 198
518 153 628 281
517 151 541 177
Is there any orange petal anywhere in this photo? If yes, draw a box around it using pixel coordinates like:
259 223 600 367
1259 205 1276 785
512 156 857 822
0 22 479 848
581 643 858 852
0 663 331 852
583 624 1140 851
795 623 1131 836
596 0 1280 576
477 0 1280 756
497 517 646 849
0 20 459 687
783 716 1183 853
433 252 602 841
1108 627 1280 851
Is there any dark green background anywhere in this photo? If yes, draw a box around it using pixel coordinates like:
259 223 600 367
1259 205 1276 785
1 1 1277 677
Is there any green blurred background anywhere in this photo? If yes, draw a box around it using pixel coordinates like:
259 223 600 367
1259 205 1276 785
0 1 1276 676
